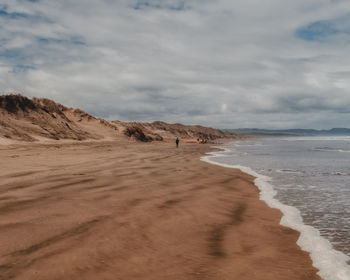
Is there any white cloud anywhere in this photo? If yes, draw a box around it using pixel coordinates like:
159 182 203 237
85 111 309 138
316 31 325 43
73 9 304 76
0 0 350 129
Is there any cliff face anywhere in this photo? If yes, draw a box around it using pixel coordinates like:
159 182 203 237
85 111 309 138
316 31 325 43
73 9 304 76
0 94 240 143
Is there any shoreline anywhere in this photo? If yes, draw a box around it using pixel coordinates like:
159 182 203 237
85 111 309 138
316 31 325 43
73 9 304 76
202 144 350 280
0 140 321 279
201 142 350 280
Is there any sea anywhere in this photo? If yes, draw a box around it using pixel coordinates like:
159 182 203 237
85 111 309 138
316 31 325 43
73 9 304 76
201 136 350 280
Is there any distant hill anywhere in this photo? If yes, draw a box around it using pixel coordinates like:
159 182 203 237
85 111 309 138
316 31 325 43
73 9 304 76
226 128 350 136
0 94 240 143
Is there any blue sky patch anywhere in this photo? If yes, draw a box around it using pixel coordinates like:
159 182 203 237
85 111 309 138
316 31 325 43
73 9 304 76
36 36 86 46
296 20 339 41
10 64 36 73
133 0 186 11
0 4 51 24
296 15 350 41
0 48 27 60
0 5 33 20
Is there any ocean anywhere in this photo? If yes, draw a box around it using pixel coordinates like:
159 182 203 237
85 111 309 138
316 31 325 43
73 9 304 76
202 136 350 280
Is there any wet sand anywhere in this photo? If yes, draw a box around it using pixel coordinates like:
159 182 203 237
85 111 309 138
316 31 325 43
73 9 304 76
0 141 321 280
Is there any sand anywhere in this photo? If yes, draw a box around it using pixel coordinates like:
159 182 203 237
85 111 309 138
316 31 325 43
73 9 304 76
0 140 321 280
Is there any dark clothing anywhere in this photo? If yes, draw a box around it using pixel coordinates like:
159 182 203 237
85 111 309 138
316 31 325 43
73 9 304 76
176 138 179 148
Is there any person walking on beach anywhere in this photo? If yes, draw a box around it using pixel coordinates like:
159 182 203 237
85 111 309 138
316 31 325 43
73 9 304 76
176 137 179 148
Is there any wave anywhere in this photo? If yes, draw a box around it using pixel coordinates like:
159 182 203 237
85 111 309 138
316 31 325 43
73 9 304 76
333 172 350 176
281 136 350 141
276 169 306 174
319 171 350 176
201 147 350 280
313 147 350 153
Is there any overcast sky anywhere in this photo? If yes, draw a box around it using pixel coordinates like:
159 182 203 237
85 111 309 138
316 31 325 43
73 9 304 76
1 0 350 129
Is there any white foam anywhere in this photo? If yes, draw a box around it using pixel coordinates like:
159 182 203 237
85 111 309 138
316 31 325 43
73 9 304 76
313 147 350 153
281 136 350 141
201 147 350 280
276 169 305 174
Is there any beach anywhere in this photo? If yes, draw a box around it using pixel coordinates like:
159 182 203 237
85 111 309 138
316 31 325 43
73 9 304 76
0 140 321 280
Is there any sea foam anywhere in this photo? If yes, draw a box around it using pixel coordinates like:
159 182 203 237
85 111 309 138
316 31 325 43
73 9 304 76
201 147 350 280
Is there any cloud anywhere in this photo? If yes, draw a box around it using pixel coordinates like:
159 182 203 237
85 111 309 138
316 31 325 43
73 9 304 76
0 0 350 129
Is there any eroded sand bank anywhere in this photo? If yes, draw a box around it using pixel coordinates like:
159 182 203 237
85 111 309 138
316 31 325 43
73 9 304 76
0 141 321 280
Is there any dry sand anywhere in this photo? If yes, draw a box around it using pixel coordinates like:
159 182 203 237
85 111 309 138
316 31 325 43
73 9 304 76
0 141 321 280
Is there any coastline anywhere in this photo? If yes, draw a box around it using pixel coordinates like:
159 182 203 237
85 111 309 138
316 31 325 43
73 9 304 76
202 142 350 280
0 140 321 279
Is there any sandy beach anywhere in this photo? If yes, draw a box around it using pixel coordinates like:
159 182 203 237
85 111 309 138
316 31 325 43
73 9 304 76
0 140 321 280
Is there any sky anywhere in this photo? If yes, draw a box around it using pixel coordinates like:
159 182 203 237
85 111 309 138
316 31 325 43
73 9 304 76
1 0 350 129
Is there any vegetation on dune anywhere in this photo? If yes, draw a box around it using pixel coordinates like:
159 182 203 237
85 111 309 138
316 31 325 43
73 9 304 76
124 126 153 142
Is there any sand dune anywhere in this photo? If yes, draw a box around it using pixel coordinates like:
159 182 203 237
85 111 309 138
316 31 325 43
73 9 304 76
0 94 238 143
0 141 320 280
